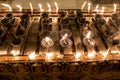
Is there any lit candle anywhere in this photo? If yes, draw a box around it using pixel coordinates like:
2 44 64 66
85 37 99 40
1 3 12 12
113 3 117 14
81 1 87 11
28 52 37 60
47 3 51 12
46 52 54 61
87 49 96 60
54 2 58 13
88 2 91 14
94 5 99 13
100 49 109 59
11 50 20 56
60 36 73 48
101 6 105 14
16 4 22 12
41 37 54 48
29 2 33 14
75 52 82 60
39 3 44 12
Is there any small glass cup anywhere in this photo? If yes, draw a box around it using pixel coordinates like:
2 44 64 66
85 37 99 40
60 37 73 48
41 37 54 48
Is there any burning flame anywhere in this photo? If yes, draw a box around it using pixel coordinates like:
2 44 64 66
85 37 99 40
101 6 105 14
45 37 50 42
62 33 68 40
86 31 91 38
39 3 44 12
47 3 51 12
94 5 99 13
54 2 58 12
88 2 91 14
29 2 33 14
88 50 96 59
75 52 82 59
101 49 109 59
1 3 12 11
28 52 36 59
46 52 53 60
81 1 87 11
16 5 22 12
113 3 117 14
11 50 20 56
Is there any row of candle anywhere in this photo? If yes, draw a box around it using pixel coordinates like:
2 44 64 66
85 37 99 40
9 14 120 62
0 1 118 14
0 2 58 13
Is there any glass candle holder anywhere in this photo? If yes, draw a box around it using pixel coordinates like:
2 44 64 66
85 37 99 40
59 29 72 38
5 13 15 23
20 14 30 28
60 18 71 27
41 37 54 48
83 37 95 48
60 37 73 48
11 38 23 47
16 26 25 37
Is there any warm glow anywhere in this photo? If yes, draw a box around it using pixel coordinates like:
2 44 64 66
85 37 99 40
62 33 68 40
75 52 81 59
11 50 20 56
86 31 91 38
81 1 87 11
16 5 22 12
88 50 96 59
45 37 50 42
47 3 51 12
100 49 109 59
101 6 105 14
46 52 54 60
1 3 12 11
28 52 36 59
113 3 117 13
29 2 33 14
88 2 91 14
94 5 99 13
39 3 44 12
54 2 58 12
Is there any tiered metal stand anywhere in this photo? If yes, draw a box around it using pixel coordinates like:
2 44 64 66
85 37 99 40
0 9 120 80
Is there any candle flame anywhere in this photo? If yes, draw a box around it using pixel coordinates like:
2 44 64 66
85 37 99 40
46 52 53 60
81 1 87 11
62 33 68 40
101 49 109 59
88 50 96 59
47 3 51 12
75 52 81 59
28 52 36 59
39 3 44 12
113 3 117 14
45 37 50 42
11 50 20 56
29 2 33 14
86 31 91 38
1 3 12 11
16 5 22 12
88 2 91 14
54 2 58 12
101 6 105 14
94 5 99 13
